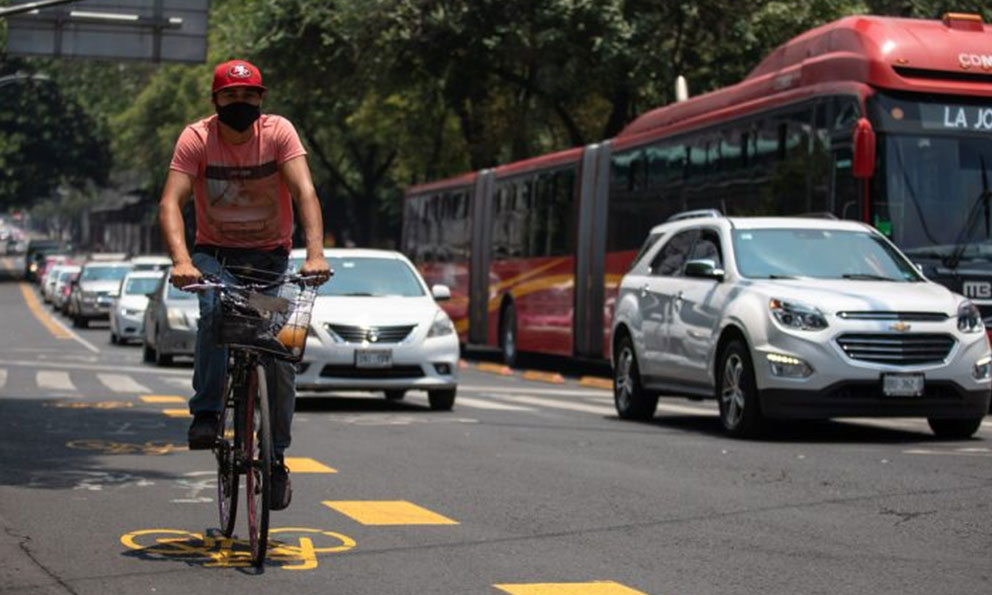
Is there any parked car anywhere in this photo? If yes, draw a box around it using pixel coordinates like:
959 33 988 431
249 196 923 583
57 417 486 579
52 266 81 313
40 261 69 303
67 261 133 328
129 255 172 271
290 248 460 410
610 211 992 439
143 273 199 366
110 271 165 345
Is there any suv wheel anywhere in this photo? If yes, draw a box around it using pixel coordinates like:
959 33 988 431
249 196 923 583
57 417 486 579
716 340 764 437
613 335 657 421
927 417 982 440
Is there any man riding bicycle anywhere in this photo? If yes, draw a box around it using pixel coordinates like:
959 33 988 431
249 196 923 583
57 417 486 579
159 59 331 511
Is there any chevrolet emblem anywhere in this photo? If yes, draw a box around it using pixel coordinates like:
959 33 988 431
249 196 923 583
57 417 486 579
366 329 379 343
889 321 912 332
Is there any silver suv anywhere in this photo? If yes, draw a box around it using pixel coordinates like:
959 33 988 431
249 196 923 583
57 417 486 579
611 212 991 438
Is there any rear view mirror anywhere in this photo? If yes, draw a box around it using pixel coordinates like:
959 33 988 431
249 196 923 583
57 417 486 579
684 259 725 281
431 284 451 301
852 117 876 179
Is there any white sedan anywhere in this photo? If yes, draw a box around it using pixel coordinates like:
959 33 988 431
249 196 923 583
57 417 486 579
291 248 459 410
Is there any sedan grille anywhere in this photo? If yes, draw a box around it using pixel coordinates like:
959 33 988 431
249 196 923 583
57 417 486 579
326 324 416 343
836 311 948 322
836 334 955 366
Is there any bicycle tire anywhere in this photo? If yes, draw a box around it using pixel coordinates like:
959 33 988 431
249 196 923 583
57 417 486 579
216 376 238 537
245 362 272 567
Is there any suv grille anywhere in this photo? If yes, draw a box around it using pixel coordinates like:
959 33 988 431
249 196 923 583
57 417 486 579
326 324 415 343
836 334 955 365
836 312 948 322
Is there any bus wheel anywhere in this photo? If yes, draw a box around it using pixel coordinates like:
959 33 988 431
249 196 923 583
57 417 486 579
500 302 517 368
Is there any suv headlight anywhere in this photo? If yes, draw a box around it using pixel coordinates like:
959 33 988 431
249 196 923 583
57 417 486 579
958 301 983 334
427 310 455 338
769 299 828 331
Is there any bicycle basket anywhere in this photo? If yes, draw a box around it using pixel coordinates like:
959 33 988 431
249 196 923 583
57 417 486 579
214 268 318 363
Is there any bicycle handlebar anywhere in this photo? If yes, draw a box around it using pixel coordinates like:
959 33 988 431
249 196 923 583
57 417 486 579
180 272 328 293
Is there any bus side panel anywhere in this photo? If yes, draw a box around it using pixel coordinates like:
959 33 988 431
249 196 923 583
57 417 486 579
486 256 575 356
418 261 471 342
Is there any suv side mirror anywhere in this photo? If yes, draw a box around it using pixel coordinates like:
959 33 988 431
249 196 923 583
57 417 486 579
684 259 725 281
431 284 451 301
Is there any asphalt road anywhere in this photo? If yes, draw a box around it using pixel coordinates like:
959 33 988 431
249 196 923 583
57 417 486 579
1 256 990 595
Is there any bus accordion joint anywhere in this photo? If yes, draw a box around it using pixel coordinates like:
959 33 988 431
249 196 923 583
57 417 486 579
852 118 876 179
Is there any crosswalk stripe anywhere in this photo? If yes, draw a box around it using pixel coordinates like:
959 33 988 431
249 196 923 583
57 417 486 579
656 402 718 416
36 370 75 391
460 384 609 398
97 374 151 394
453 396 537 411
161 377 193 388
497 394 616 416
0 368 6 391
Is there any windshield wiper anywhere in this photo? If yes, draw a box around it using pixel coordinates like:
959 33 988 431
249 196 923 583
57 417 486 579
841 273 899 281
339 292 375 296
944 154 992 269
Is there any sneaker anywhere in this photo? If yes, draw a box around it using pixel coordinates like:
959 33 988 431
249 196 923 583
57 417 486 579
270 458 292 511
187 412 220 450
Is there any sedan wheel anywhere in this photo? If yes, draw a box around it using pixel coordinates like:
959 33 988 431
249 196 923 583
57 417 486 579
613 336 657 421
428 389 456 411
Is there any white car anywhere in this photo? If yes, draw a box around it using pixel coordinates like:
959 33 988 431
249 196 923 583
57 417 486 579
110 271 165 344
611 211 991 439
129 255 173 271
290 248 460 410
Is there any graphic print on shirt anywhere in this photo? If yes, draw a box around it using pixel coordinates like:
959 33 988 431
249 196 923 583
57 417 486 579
204 161 281 241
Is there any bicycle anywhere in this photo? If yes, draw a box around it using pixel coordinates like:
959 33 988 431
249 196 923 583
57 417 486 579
184 267 321 567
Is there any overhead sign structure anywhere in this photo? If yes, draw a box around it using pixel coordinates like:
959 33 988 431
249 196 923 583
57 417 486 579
5 0 209 63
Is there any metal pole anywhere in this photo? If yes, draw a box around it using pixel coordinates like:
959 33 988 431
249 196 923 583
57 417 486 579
0 0 81 19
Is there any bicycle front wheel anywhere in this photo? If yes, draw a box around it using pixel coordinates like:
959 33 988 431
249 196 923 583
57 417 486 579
244 362 272 567
216 376 238 537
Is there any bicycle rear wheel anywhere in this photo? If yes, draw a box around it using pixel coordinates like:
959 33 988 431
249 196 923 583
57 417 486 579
244 362 272 567
216 376 238 537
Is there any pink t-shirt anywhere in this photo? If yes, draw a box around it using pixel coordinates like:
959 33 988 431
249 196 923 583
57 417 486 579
169 114 307 251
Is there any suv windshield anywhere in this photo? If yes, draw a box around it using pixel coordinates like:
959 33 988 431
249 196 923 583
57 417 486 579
290 257 425 297
80 266 131 282
124 277 162 295
733 229 922 281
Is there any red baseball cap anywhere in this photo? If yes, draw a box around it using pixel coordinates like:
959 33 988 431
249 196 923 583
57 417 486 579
212 59 266 94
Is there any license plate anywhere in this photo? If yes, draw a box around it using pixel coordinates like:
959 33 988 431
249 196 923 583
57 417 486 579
882 373 924 397
355 349 392 369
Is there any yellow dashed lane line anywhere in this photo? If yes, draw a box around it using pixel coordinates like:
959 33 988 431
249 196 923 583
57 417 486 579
19 283 72 340
579 376 613 390
162 409 193 418
323 500 459 526
284 457 337 473
140 395 187 404
522 370 565 384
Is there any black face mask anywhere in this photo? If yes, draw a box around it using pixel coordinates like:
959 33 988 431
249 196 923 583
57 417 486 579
216 102 260 132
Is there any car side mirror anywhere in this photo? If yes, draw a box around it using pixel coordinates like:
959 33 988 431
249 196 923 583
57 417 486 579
684 259 725 281
431 284 451 301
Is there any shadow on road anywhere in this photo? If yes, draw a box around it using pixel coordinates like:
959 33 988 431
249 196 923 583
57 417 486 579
0 396 191 489
295 392 441 414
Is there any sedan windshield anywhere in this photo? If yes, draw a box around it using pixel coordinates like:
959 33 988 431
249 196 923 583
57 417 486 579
733 229 922 281
166 283 196 300
124 277 162 295
80 266 131 281
291 257 425 297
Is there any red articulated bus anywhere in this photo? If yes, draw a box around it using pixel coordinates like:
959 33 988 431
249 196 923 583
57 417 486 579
403 13 992 364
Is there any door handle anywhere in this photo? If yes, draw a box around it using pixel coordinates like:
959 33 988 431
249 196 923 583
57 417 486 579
640 284 649 297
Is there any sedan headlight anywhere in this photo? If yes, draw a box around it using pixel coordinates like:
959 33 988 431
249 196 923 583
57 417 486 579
427 310 455 338
957 301 983 334
769 299 827 331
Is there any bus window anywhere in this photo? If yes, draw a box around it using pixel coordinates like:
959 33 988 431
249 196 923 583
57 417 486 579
809 102 832 213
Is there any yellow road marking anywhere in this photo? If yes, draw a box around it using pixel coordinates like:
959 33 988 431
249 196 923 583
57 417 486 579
579 376 613 390
494 582 652 595
19 283 72 340
522 370 566 384
162 409 193 418
322 500 459 526
477 363 514 376
284 457 337 473
140 395 187 404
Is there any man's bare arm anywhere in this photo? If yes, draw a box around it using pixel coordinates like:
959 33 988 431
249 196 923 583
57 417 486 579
159 169 201 288
281 155 331 281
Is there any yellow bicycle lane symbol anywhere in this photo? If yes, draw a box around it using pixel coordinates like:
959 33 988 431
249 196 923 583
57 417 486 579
66 439 187 456
121 528 356 570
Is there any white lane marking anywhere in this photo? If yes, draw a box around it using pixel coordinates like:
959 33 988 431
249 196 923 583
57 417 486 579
161 377 193 388
832 417 931 432
0 358 191 376
36 371 76 392
0 368 6 391
656 402 718 416
496 394 616 416
451 396 537 411
460 383 609 398
97 374 151 394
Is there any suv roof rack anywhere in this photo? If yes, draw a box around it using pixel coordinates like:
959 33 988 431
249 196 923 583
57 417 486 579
798 212 839 220
666 209 724 223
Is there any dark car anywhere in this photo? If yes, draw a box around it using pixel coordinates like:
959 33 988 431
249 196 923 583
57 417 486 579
24 239 63 283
